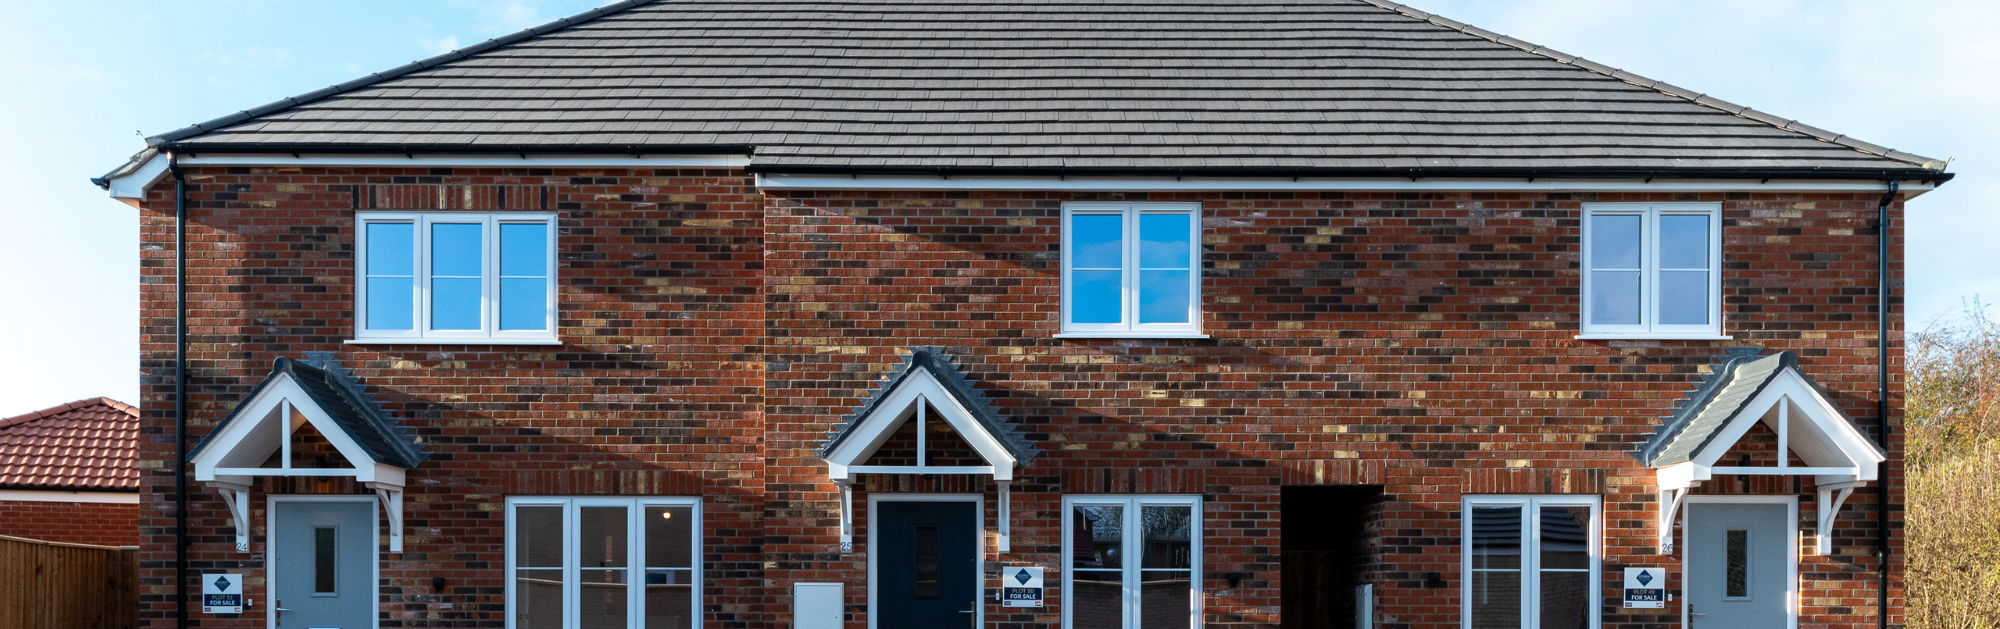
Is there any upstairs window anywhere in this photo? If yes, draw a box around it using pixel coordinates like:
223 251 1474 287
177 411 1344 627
355 212 558 343
1061 203 1202 337
1580 204 1722 338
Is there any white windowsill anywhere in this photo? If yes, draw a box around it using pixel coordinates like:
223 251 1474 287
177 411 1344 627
1574 334 1734 341
346 338 565 346
1055 332 1211 340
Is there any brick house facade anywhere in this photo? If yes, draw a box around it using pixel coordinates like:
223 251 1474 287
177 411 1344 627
97 2 1950 629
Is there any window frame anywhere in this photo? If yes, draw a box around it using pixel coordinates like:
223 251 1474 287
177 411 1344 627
1579 203 1724 339
1460 494 1603 629
353 211 559 344
503 496 703 629
1060 494 1203 629
1059 203 1205 338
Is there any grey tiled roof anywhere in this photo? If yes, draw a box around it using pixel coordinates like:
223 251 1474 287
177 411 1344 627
143 0 1947 178
189 353 428 469
1634 349 1863 468
819 347 1040 465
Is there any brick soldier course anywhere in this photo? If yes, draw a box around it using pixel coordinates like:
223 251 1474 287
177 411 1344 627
96 2 1951 629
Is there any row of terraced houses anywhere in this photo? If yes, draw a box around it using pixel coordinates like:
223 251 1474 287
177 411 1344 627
93 2 1952 629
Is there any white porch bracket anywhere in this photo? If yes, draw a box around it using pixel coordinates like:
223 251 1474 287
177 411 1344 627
208 481 254 552
998 480 1011 554
837 480 855 553
365 482 406 553
1815 480 1864 555
1657 483 1694 555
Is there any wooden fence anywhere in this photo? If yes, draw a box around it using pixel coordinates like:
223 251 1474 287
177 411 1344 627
0 534 137 629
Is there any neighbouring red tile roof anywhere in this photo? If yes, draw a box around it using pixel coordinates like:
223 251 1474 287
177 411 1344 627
0 398 140 491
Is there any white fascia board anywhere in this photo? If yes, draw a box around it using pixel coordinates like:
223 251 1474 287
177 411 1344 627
756 173 1935 193
102 151 171 206
180 154 751 167
0 489 141 504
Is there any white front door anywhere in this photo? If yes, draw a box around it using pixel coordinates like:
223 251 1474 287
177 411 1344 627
1685 501 1793 629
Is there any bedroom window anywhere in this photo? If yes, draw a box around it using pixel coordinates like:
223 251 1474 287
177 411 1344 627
1060 203 1202 337
354 212 557 343
1580 204 1722 338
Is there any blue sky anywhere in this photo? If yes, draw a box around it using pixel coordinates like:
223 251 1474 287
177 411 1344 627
1 0 1993 416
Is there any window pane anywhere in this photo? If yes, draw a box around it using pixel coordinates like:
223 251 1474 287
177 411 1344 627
1141 506 1192 569
1538 571 1590 629
1140 570 1191 629
516 569 565 629
1589 270 1640 326
1726 529 1750 598
432 278 483 329
1138 270 1191 324
645 569 695 629
1537 506 1591 570
430 223 484 277
366 277 414 331
1659 214 1711 269
1071 270 1123 324
645 505 695 569
582 506 630 568
1072 569 1124 629
501 278 549 331
1589 214 1641 269
914 525 941 598
1469 570 1522 629
366 222 413 276
581 569 629 629
1139 213 1192 268
515 506 564 568
1658 270 1709 325
1471 506 1523 571
501 223 549 277
313 527 337 594
1073 505 1125 569
1072 214 1124 269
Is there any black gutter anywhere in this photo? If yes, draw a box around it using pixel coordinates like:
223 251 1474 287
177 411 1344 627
744 164 1955 183
170 160 189 629
160 143 754 158
1877 179 1899 629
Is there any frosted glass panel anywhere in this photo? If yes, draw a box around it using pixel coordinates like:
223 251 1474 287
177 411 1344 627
1659 270 1709 325
1590 271 1640 325
1590 215 1641 269
1139 270 1190 324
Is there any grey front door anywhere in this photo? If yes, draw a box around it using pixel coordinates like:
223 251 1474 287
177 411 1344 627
1686 502 1789 629
273 500 375 629
877 501 979 629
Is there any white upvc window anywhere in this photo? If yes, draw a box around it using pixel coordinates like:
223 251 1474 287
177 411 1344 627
1580 203 1723 338
506 497 701 629
1462 495 1601 629
1062 495 1202 629
354 212 558 344
1060 203 1203 337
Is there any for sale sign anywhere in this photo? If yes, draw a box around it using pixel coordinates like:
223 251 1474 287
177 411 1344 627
1001 567 1044 608
1622 567 1666 609
202 573 244 614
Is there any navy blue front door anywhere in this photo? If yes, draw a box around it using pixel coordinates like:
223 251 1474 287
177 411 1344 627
877 502 978 629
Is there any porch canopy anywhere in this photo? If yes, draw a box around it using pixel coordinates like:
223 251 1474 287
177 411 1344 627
1637 350 1885 555
187 354 428 552
817 348 1039 553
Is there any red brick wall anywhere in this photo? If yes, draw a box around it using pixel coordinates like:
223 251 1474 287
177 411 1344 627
0 498 138 546
134 169 1908 629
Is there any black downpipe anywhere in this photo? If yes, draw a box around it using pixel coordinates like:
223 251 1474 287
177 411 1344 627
1876 179 1899 629
171 161 189 629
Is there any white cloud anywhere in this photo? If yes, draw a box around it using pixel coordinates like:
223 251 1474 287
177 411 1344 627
418 35 461 56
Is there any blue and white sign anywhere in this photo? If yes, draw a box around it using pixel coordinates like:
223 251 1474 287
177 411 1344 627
202 573 244 614
1001 566 1044 608
1622 567 1666 609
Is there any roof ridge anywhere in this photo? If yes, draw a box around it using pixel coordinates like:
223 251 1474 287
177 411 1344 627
0 397 138 430
1350 0 1947 171
144 0 665 147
